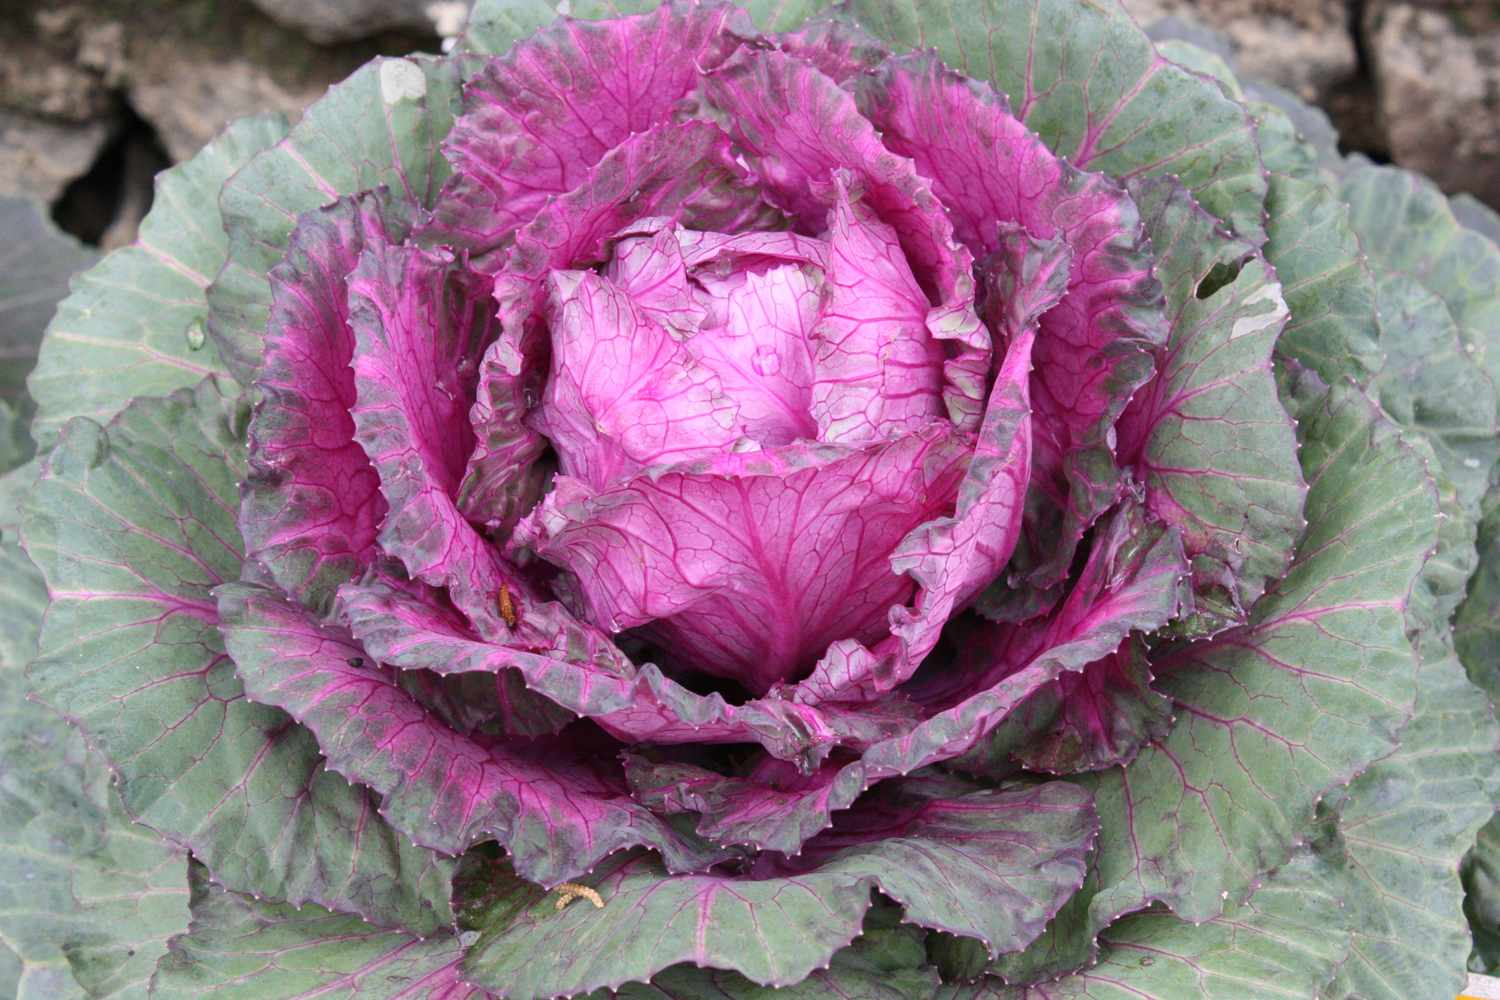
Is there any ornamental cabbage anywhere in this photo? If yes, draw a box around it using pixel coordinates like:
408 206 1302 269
4 2 1500 998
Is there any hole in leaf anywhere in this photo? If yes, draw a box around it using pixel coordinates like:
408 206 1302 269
1194 257 1245 300
51 99 169 247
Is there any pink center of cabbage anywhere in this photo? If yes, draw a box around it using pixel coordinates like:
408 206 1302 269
518 216 965 693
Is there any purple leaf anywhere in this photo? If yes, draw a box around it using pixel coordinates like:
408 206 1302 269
1016 642 1173 774
674 227 828 447
535 270 744 490
512 424 969 695
956 503 1189 777
422 0 754 257
217 583 729 885
346 236 520 635
703 48 990 431
623 753 866 853
856 52 1166 587
460 120 777 534
809 175 947 445
242 192 409 610
339 575 918 771
799 315 1036 703
494 120 779 331
775 18 891 84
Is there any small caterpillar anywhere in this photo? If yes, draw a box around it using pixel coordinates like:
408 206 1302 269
554 882 604 912
498 582 518 629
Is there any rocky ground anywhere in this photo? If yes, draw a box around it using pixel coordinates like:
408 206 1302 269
0 0 1496 249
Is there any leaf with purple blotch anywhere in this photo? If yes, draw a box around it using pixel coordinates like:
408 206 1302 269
207 57 460 383
242 191 411 611
841 0 1267 244
217 583 730 885
22 379 456 936
1117 176 1305 623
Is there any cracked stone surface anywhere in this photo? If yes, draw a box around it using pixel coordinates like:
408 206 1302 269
0 110 111 204
1365 1 1500 212
248 0 466 44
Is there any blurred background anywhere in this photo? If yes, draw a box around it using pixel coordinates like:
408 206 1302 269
0 0 1495 248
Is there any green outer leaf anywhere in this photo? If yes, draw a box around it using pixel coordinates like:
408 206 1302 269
1248 98 1325 183
206 56 461 383
459 0 826 53
457 0 557 53
1341 165 1500 401
151 864 482 1000
1453 193 1500 249
0 531 43 673
1263 173 1383 384
1368 271 1498 517
1126 176 1304 617
1151 39 1242 99
21 378 455 935
461 851 873 999
0 195 97 405
841 0 1267 244
461 782 1094 999
0 402 31 476
611 910 941 999
54 798 192 999
0 534 190 1000
1320 639 1500 1000
1466 813 1500 973
944 850 1350 998
1341 168 1500 981
1085 377 1436 926
981 870 1096 986
1460 506 1500 703
0 536 82 1000
1343 164 1500 516
27 115 287 450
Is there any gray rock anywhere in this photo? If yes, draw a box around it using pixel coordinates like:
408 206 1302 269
0 32 112 123
247 0 465 44
0 111 111 204
125 45 336 163
1365 2 1500 210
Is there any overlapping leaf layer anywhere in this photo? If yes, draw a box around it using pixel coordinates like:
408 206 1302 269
5 1 1499 998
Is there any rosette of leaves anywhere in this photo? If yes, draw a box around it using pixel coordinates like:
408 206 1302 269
4 2 1499 998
